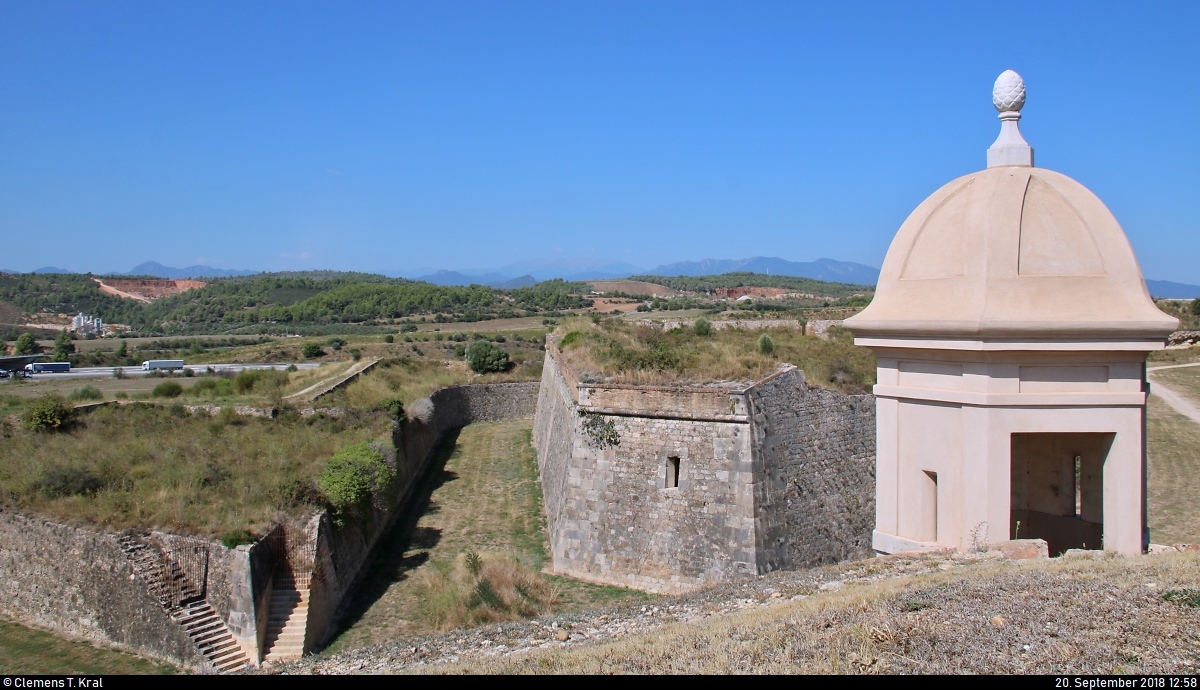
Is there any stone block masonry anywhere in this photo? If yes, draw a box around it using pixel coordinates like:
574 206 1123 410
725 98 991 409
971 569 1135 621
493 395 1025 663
0 509 204 668
534 342 875 592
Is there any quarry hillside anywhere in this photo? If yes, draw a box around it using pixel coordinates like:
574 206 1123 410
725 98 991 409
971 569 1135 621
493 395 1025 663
0 270 873 339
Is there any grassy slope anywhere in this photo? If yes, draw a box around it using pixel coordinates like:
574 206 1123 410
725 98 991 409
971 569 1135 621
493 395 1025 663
1147 395 1200 545
323 420 645 652
0 403 391 537
1152 365 1200 407
422 552 1200 675
0 618 176 675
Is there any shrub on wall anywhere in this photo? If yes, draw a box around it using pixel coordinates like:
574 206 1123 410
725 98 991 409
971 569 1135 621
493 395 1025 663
693 318 712 336
318 442 396 526
466 341 510 374
22 394 75 432
381 398 405 420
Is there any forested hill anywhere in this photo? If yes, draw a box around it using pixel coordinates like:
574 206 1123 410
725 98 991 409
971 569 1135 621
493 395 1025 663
628 272 873 297
0 272 591 335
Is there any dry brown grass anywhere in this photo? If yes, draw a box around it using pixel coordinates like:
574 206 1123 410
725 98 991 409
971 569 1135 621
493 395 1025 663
1151 365 1200 408
416 551 559 631
323 421 647 653
1147 395 1200 544
333 353 543 410
0 402 392 538
554 317 875 391
420 552 1200 675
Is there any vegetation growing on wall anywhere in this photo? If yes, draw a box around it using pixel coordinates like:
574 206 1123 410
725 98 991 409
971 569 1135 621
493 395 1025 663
554 318 875 391
318 442 396 526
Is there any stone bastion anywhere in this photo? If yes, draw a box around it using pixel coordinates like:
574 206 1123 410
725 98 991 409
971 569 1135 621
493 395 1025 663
533 340 878 593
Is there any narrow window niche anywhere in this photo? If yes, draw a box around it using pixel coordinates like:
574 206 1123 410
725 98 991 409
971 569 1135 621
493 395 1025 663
666 456 681 489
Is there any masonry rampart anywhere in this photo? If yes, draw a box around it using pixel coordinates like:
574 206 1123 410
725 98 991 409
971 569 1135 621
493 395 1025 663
747 368 876 570
0 508 203 668
535 345 876 593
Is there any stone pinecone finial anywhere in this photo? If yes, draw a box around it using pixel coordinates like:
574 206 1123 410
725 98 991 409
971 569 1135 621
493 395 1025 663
992 70 1026 112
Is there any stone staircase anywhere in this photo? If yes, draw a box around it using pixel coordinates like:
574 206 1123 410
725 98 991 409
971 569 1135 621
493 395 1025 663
117 534 250 673
172 601 252 673
261 576 309 662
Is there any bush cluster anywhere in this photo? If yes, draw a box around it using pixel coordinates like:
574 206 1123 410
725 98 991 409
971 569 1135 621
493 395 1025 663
466 341 510 374
22 395 75 432
152 381 183 398
68 385 104 401
317 442 396 525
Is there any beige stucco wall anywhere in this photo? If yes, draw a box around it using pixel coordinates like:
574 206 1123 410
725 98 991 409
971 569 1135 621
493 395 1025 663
870 348 1148 556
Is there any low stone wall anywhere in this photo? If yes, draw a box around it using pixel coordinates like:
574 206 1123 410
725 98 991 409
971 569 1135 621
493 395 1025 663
804 319 845 338
1 382 541 666
0 508 203 668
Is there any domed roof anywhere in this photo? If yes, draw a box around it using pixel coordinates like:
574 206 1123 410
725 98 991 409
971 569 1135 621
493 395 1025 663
845 73 1176 341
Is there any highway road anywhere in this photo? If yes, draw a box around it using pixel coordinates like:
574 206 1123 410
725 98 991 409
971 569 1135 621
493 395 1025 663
12 362 321 381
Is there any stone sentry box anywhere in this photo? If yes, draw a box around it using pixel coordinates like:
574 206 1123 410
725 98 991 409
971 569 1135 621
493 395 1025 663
845 71 1178 557
534 341 876 593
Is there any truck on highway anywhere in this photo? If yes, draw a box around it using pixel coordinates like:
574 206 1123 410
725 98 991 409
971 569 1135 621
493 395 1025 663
142 360 185 371
25 362 70 374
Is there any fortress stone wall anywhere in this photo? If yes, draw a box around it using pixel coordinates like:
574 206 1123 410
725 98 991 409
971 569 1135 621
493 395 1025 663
534 343 876 592
0 509 209 668
0 382 541 667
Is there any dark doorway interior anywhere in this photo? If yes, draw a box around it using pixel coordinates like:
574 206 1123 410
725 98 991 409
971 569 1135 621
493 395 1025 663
1010 432 1113 555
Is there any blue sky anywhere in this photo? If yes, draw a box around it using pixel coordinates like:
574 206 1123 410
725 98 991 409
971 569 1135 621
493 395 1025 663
1 1 1198 281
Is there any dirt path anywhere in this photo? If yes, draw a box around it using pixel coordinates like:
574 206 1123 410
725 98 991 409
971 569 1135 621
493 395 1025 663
1148 363 1200 425
284 358 378 403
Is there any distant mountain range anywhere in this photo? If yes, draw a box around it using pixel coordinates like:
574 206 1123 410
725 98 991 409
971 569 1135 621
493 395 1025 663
5 258 1200 298
1145 280 1200 299
415 270 538 289
645 257 880 285
125 261 259 279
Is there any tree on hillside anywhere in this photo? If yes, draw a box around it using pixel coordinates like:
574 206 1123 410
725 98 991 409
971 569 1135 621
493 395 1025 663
51 329 74 362
466 341 510 373
13 332 36 355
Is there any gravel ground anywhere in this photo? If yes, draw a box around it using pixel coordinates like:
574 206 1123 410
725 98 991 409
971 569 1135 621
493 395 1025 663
259 548 1200 674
